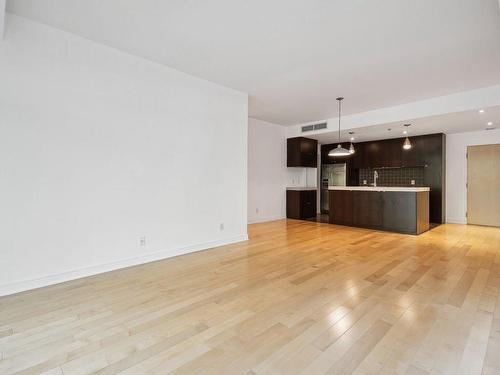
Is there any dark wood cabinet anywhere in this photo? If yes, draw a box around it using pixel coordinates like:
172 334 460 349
402 136 426 167
287 137 318 167
286 190 317 219
381 192 417 233
421 134 445 223
321 133 445 224
353 191 383 228
329 190 353 225
357 139 402 168
361 142 382 169
329 189 429 234
383 139 403 168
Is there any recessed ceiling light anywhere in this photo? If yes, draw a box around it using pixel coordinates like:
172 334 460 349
350 137 355 141
403 130 408 134
478 109 485 114
387 128 392 131
487 121 493 126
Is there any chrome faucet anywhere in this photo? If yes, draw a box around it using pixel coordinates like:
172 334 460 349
373 170 378 187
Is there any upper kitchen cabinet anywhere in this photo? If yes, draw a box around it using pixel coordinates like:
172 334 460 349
402 136 427 167
287 137 318 167
382 138 403 168
358 139 401 168
360 141 382 168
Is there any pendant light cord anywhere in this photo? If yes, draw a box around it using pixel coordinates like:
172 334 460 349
338 99 341 143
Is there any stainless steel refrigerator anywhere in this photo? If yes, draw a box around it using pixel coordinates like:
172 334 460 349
321 163 346 213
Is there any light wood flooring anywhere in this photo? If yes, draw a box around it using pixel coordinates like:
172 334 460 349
1 220 500 374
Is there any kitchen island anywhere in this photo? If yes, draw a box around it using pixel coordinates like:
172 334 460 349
329 186 430 234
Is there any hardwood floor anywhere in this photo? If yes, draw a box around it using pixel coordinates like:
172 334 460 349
1 220 500 374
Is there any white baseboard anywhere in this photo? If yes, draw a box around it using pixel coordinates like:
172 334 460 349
446 218 467 224
0 234 248 297
248 215 285 224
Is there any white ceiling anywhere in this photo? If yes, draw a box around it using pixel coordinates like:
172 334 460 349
308 105 500 144
6 0 500 125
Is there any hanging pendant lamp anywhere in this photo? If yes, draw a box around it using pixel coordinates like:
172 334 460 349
349 143 355 154
348 131 355 154
403 124 412 150
328 97 351 157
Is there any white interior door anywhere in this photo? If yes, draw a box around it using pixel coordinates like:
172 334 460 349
467 144 500 227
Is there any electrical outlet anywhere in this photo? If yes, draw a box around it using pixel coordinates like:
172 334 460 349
410 180 415 185
139 236 146 246
220 223 224 231
363 180 367 185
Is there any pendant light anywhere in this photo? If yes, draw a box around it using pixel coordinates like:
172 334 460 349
348 131 355 154
403 124 412 150
328 97 351 157
349 143 355 154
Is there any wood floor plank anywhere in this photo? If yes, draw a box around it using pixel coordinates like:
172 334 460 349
0 221 499 374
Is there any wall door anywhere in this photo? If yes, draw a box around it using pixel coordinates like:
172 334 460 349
467 144 500 227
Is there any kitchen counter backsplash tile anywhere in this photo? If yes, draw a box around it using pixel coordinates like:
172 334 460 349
359 166 424 187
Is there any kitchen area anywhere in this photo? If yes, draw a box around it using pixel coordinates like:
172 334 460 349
286 131 445 235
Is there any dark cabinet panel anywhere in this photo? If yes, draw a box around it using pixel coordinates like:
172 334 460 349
301 190 317 219
421 134 445 223
329 190 353 225
286 190 300 219
381 192 417 233
383 139 403 168
402 136 426 167
328 190 429 234
349 144 362 170
286 190 317 220
353 191 383 228
361 142 382 169
288 137 318 167
359 139 403 168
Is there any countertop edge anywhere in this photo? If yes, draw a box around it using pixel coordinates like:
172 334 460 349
328 186 430 192
286 187 318 191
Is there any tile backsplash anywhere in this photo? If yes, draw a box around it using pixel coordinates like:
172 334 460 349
359 167 424 187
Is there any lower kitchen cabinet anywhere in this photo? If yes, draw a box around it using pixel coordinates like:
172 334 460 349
353 191 383 229
286 189 317 220
329 189 429 234
328 190 353 225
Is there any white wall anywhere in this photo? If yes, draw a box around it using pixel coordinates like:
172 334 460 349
446 128 500 224
0 0 5 39
248 119 320 223
247 118 287 223
0 15 248 296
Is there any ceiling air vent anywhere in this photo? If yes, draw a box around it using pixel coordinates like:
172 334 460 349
301 122 327 133
313 122 327 130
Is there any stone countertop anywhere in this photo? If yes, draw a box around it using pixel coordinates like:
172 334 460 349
286 187 317 191
328 186 430 192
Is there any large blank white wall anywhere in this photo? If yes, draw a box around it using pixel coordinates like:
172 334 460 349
446 128 500 224
247 118 287 223
0 15 248 296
